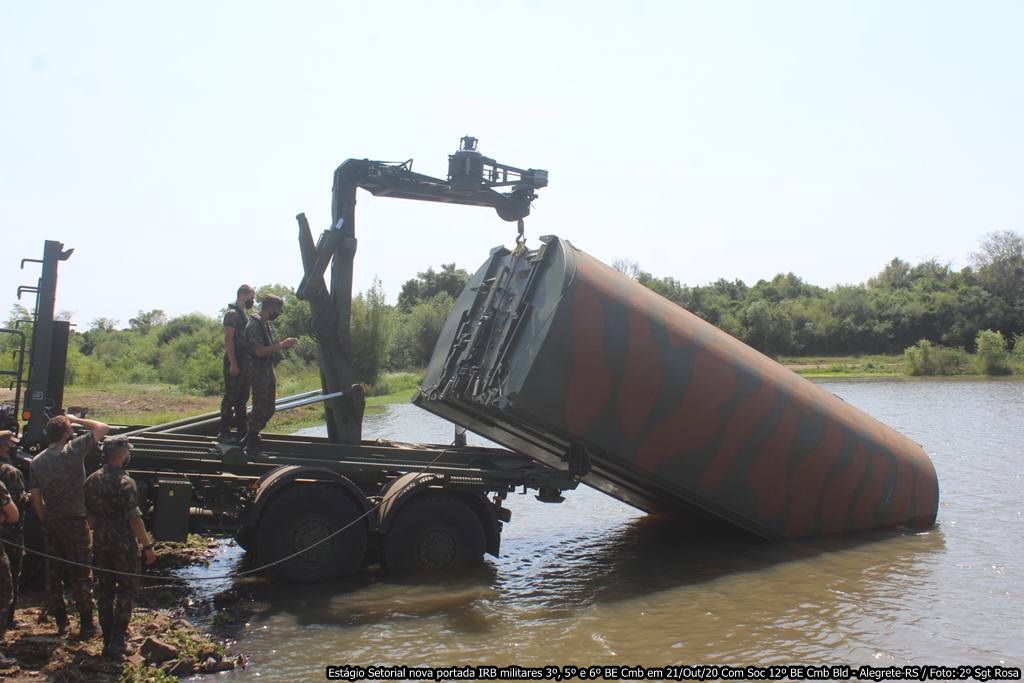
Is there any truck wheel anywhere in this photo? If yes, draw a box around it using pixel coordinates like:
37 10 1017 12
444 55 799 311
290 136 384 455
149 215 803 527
258 483 367 582
383 495 485 573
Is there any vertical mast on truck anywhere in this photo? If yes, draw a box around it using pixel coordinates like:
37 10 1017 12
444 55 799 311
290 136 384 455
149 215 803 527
295 136 548 444
17 240 74 447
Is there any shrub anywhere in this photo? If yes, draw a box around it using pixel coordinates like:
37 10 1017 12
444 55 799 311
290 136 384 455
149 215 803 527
975 329 1011 375
904 340 933 376
903 340 971 375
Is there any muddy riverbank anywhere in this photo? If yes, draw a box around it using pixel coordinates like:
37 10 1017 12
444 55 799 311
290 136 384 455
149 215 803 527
0 536 245 682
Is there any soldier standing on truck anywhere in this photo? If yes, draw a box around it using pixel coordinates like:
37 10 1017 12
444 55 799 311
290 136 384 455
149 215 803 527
218 284 256 443
29 414 109 638
0 476 21 666
84 435 156 658
0 430 28 629
243 294 298 453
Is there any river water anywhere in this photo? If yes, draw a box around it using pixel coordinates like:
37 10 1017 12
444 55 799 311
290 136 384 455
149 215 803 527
197 379 1021 680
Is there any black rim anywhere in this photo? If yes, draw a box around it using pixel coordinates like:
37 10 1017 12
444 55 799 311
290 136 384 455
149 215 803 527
416 528 457 569
290 517 334 568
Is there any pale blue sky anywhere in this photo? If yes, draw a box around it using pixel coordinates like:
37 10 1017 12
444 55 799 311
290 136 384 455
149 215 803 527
2 1 1021 326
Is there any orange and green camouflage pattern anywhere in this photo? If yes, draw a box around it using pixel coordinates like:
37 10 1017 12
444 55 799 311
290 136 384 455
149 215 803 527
416 236 939 539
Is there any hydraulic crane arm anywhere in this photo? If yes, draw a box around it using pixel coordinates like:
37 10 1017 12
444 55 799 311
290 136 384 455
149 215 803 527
296 137 548 444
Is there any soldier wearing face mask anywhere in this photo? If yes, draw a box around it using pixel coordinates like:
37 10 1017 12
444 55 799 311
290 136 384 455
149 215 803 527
83 435 156 658
242 294 297 453
218 284 256 442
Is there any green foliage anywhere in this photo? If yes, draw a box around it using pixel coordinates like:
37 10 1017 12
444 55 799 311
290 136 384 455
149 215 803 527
369 371 421 397
903 340 933 376
397 263 468 310
1011 334 1024 374
129 309 167 334
903 340 972 376
626 230 1024 361
974 329 1011 375
388 292 454 369
350 277 389 384
119 663 178 683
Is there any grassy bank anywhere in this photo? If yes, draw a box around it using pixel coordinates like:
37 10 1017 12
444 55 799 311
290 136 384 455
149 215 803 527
778 354 904 378
0 371 423 433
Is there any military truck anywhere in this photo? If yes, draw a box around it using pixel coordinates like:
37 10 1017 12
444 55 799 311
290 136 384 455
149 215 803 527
4 138 938 584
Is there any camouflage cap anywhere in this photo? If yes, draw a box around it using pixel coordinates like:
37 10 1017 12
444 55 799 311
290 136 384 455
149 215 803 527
101 435 132 457
260 293 284 310
0 429 18 445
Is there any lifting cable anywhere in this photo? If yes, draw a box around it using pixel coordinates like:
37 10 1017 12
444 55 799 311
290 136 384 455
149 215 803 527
2 448 453 584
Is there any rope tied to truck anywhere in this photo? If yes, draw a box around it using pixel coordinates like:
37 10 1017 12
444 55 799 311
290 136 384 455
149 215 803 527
5 448 453 583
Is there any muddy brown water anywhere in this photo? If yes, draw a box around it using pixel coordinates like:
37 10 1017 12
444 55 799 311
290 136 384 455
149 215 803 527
183 379 1021 680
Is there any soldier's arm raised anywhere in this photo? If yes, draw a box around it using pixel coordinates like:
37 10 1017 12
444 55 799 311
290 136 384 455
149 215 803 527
69 415 110 442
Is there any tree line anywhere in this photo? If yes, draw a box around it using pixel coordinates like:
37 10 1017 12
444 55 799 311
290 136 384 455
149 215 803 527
2 231 1022 396
1 264 469 396
618 230 1024 361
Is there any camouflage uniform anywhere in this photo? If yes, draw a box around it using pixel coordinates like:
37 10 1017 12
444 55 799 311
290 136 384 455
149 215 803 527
245 315 280 439
0 461 26 628
84 463 142 652
219 303 252 437
29 432 96 629
0 480 12 637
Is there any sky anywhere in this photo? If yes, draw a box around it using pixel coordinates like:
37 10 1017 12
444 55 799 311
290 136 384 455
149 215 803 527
2 1 1022 327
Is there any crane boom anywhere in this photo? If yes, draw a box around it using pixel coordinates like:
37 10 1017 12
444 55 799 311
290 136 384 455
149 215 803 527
296 137 547 444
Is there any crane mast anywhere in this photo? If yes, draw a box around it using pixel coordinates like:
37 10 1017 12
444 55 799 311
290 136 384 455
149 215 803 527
295 137 548 444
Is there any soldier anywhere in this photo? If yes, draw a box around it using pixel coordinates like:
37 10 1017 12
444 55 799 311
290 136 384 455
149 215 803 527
243 294 297 452
29 414 109 638
84 435 156 658
0 475 21 667
0 430 27 629
219 284 256 443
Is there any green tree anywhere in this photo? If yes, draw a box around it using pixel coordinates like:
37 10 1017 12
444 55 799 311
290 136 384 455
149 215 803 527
388 293 454 369
397 263 468 310
970 230 1024 336
128 309 167 334
350 277 390 384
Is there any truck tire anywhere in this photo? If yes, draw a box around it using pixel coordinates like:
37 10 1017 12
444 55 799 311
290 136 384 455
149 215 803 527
383 494 485 573
258 483 367 582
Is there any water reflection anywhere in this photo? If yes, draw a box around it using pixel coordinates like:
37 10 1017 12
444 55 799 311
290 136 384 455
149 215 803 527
214 512 947 677
210 379 1021 680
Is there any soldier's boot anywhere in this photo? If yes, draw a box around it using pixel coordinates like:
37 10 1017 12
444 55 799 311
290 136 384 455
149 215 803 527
105 634 127 659
98 611 113 654
77 611 98 640
244 431 261 454
6 604 19 629
217 415 234 443
55 616 68 637
235 406 249 439
106 621 132 659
